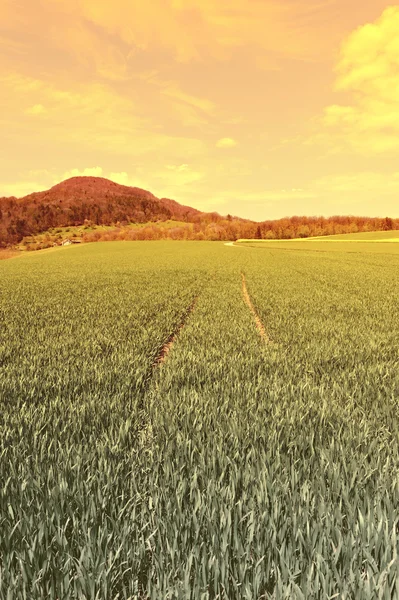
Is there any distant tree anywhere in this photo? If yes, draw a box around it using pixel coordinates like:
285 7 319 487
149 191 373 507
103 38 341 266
348 223 358 234
384 217 394 230
297 225 310 238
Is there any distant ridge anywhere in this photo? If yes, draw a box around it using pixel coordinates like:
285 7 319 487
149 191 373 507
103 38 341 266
0 176 206 245
46 177 201 220
1 176 398 248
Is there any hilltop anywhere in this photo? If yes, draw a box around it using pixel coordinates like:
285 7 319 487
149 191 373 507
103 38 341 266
0 176 208 246
1 176 398 248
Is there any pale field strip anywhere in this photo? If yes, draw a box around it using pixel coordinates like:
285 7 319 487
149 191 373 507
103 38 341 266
236 238 399 243
241 272 269 342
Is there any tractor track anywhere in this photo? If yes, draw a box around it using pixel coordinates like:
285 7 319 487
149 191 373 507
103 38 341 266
154 295 199 365
241 273 269 342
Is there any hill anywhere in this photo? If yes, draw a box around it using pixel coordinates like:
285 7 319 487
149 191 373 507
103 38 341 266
1 176 399 248
0 177 205 247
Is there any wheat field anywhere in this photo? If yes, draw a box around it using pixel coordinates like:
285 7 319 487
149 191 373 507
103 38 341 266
1 241 398 599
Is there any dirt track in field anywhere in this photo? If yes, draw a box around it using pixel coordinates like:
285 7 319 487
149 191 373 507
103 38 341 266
241 273 268 341
156 296 199 364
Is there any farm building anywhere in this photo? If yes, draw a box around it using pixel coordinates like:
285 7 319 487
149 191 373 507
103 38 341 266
61 239 81 246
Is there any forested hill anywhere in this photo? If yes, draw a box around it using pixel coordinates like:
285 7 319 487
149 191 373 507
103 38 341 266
0 176 205 246
0 176 398 247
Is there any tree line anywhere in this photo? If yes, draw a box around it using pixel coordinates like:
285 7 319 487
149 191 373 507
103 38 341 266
80 215 398 244
1 190 397 247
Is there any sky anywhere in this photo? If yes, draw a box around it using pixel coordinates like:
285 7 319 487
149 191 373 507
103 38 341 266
1 0 399 220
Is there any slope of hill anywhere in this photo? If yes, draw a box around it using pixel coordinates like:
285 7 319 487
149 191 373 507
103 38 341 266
1 176 399 248
0 177 203 246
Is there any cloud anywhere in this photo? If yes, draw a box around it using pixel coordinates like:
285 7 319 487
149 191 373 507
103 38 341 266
25 104 47 115
60 165 204 191
1 168 154 198
207 171 399 216
1 167 106 197
71 0 345 66
63 22 131 82
106 165 204 190
62 167 104 179
0 73 206 158
6 167 399 221
216 137 237 148
26 169 52 178
106 171 151 189
318 6 399 154
131 72 217 127
160 82 216 126
107 171 130 186
160 164 204 186
0 181 49 198
312 171 399 194
166 164 189 172
204 188 317 211
161 85 215 114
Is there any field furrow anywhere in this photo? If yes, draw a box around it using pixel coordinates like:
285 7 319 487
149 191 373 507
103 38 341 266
241 272 269 341
155 295 199 365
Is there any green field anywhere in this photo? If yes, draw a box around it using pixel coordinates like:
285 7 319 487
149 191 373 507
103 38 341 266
237 229 399 246
1 241 399 598
311 230 399 241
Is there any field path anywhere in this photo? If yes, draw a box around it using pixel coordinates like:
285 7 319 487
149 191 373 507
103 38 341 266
155 296 199 364
241 273 269 341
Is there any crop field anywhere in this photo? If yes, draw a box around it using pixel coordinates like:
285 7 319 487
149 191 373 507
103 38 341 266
237 229 399 248
237 239 399 254
1 240 399 599
309 230 399 241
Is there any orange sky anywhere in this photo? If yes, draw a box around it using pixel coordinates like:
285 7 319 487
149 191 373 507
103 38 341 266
1 0 398 219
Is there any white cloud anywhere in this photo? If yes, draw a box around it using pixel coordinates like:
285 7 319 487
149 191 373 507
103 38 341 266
318 6 399 154
1 74 206 158
62 167 104 179
108 171 150 188
25 103 47 115
216 137 238 148
166 163 189 172
159 164 204 186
